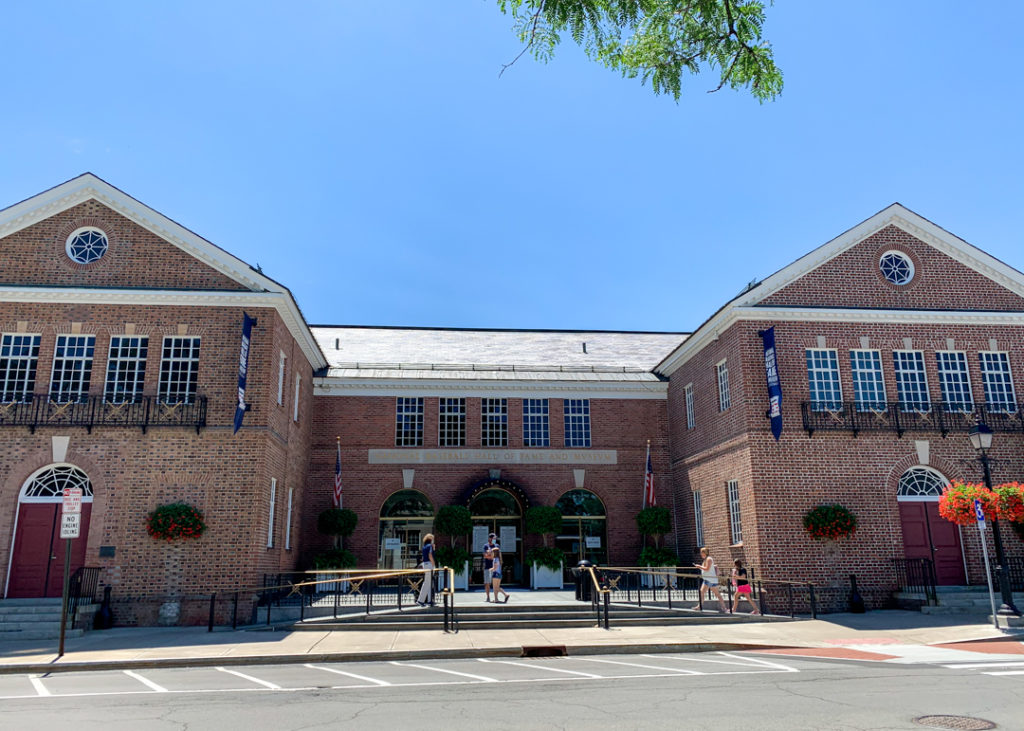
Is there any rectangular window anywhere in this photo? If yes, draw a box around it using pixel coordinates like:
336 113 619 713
267 478 276 548
849 350 887 411
158 337 200 404
438 397 466 447
277 351 286 406
806 348 842 411
727 480 742 544
892 350 930 412
716 360 731 411
50 335 96 402
936 351 973 412
979 352 1016 412
693 490 704 547
685 383 695 429
105 336 148 403
0 334 41 402
284 486 294 550
481 398 508 447
395 397 424 447
293 374 301 422
563 399 591 447
523 399 550 447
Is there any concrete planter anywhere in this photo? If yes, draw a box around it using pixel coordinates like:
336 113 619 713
530 562 563 589
445 561 470 591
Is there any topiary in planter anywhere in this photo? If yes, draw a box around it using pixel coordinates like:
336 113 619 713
637 546 678 567
803 504 858 540
312 548 357 569
526 546 565 571
434 505 473 548
146 503 206 541
636 506 671 547
317 507 358 538
435 545 472 574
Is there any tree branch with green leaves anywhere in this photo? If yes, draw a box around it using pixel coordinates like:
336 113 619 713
497 0 782 101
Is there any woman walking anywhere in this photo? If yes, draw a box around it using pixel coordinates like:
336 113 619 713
417 533 436 606
491 545 510 603
693 547 726 612
731 559 760 615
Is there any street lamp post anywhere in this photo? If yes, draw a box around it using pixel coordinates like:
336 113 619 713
969 422 1021 617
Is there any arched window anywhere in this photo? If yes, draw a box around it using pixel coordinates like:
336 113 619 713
21 465 93 502
378 490 433 569
554 489 607 571
897 466 948 500
555 489 606 517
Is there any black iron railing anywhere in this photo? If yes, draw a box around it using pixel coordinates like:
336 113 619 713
801 401 1024 438
893 558 938 605
68 566 102 629
0 395 207 434
992 557 1024 592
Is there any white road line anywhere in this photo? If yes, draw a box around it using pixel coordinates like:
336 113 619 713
571 657 704 675
478 658 603 678
123 670 168 693
390 661 498 682
215 667 282 689
985 670 1024 676
28 675 50 697
642 653 767 668
943 661 1024 669
304 664 391 686
719 652 799 672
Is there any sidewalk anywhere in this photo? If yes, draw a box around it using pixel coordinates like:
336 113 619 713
1 601 1019 675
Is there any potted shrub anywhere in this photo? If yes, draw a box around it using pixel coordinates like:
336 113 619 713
317 507 358 548
526 505 564 589
312 548 357 593
434 505 473 591
636 507 674 587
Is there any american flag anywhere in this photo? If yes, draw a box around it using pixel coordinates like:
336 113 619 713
334 438 343 508
643 443 656 508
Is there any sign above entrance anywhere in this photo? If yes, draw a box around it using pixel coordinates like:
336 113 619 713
60 512 81 539
62 487 82 515
369 449 617 465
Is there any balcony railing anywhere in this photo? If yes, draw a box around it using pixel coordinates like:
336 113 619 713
801 401 1024 437
0 394 207 434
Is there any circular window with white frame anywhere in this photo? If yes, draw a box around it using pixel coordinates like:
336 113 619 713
879 250 914 285
65 227 109 264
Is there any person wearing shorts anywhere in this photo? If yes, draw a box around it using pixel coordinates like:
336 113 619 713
483 533 496 601
731 558 760 615
491 545 510 603
693 547 726 611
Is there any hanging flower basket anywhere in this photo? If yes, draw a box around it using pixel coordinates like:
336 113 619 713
146 502 207 541
995 482 1024 524
937 482 997 526
803 504 858 540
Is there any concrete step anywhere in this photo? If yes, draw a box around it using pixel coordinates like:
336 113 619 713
295 613 757 631
0 598 63 606
0 611 66 622
0 627 84 641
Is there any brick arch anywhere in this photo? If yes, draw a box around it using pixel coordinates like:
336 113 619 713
884 452 964 498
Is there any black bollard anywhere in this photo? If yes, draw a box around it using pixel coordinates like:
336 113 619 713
93 586 114 630
848 574 866 613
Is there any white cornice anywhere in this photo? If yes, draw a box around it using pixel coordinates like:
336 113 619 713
0 286 328 369
313 377 668 399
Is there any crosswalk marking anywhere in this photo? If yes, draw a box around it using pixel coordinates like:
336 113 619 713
942 662 1024 670
985 670 1024 676
390 661 498 682
123 670 168 692
571 657 704 675
644 653 770 668
718 652 800 672
478 658 603 678
215 667 282 689
28 675 50 697
304 664 391 686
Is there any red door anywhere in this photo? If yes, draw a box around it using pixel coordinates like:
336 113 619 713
899 501 966 585
7 503 91 598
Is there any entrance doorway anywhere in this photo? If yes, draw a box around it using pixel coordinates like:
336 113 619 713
555 489 607 584
468 486 524 586
378 490 434 570
897 466 966 585
7 465 93 598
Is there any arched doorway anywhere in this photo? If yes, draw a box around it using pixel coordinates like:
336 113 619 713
378 490 434 570
466 480 527 586
897 466 966 585
555 489 607 582
7 465 94 598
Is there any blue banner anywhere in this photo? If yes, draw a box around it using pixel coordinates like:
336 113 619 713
233 313 255 434
759 326 783 440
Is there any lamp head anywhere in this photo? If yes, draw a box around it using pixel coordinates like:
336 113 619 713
969 422 993 452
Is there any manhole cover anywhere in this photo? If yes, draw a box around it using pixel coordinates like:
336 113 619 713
913 716 996 730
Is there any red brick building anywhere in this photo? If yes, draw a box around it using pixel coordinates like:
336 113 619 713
1 177 1021 620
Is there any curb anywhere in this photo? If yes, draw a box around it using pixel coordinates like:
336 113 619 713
0 641 787 676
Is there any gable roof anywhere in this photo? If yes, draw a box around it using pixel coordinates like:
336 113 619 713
0 173 327 369
656 203 1024 376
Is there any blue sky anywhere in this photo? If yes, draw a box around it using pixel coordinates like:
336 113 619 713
2 2 1021 332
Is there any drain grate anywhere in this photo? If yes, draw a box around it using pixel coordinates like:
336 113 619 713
521 645 567 657
913 716 996 730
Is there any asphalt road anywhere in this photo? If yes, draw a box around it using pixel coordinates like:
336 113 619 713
2 651 1022 730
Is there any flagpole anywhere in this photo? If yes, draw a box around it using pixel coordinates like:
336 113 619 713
335 436 342 510
642 440 650 510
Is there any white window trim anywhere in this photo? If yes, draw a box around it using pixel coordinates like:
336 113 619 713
936 350 974 411
267 478 277 548
684 383 695 429
727 480 742 545
293 373 301 422
806 348 843 410
284 486 294 550
978 350 1016 411
523 398 550 447
693 490 704 546
49 334 96 402
892 350 931 411
438 397 467 447
0 332 42 402
277 351 286 406
716 359 730 412
849 349 887 410
105 335 148 403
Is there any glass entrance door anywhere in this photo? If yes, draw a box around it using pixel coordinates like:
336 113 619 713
469 489 524 586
